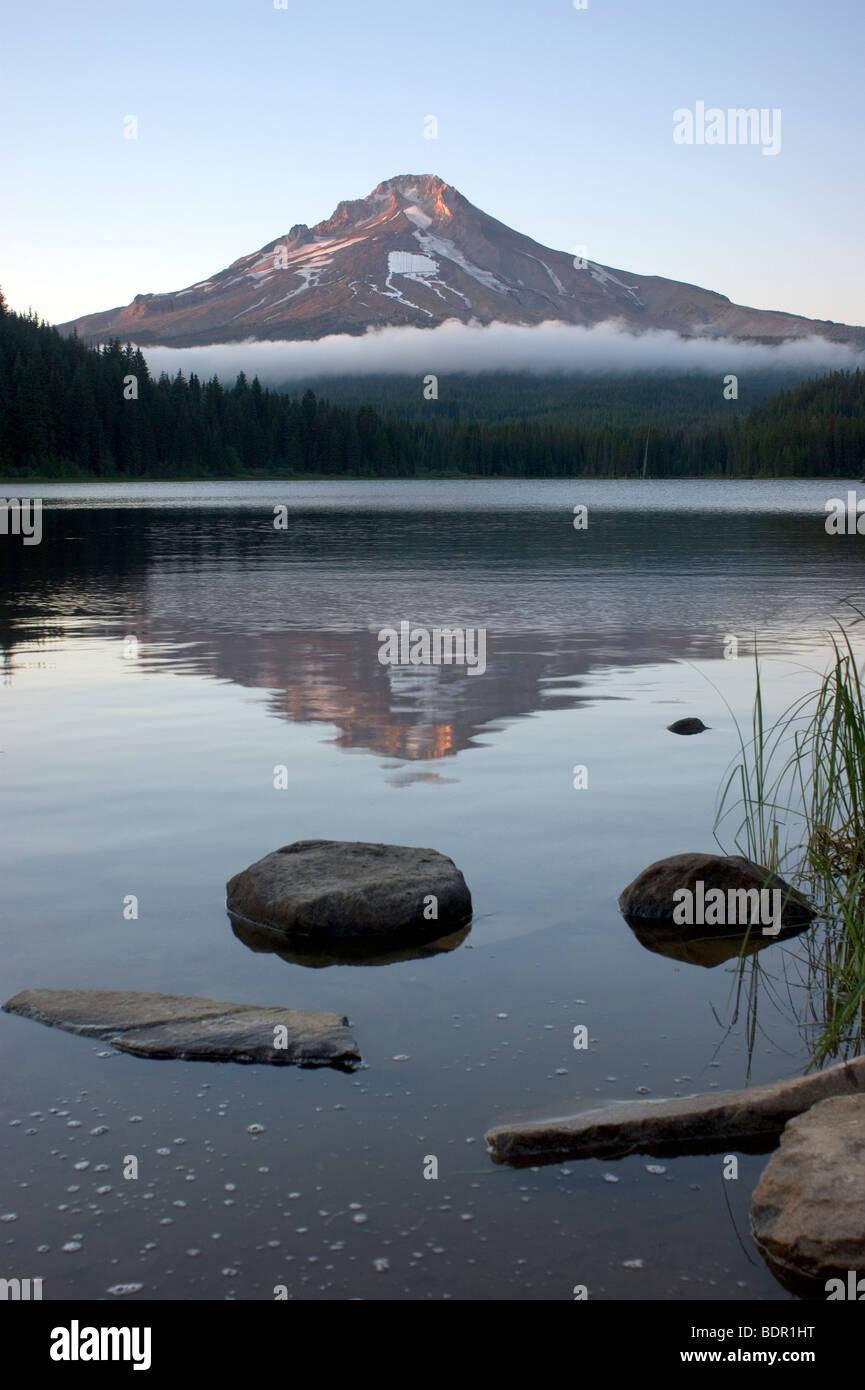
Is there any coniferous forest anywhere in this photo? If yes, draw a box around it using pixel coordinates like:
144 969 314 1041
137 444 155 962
1 291 864 480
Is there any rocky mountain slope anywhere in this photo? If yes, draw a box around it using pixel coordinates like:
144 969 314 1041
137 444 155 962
59 174 865 349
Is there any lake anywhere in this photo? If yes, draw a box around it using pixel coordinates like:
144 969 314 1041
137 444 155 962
1 478 863 1302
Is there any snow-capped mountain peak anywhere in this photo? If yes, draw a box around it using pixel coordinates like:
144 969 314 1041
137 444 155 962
60 175 865 349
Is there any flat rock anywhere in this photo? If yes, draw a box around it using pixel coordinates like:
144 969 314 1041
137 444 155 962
618 851 815 926
750 1095 865 1296
226 839 472 948
485 1054 865 1166
2 989 360 1069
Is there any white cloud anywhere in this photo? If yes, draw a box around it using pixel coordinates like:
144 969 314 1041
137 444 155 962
142 319 864 386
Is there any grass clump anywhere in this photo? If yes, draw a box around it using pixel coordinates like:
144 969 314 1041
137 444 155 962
714 609 865 1065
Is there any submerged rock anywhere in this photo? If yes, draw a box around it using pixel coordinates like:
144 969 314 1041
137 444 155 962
231 915 471 968
618 851 815 927
624 914 812 968
2 989 360 1069
485 1054 865 1166
751 1095 865 1297
667 717 709 735
226 839 472 950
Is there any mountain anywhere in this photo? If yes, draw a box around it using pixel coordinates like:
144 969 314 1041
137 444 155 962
59 174 865 349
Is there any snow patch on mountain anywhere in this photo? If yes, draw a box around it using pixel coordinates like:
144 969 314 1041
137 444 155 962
589 263 643 304
412 229 511 293
175 280 215 296
232 296 268 319
404 204 433 230
519 251 568 296
379 266 434 317
387 251 438 276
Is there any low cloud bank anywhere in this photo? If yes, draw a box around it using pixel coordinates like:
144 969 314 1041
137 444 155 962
143 320 864 386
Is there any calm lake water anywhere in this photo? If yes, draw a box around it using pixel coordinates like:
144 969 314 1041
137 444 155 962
2 478 864 1302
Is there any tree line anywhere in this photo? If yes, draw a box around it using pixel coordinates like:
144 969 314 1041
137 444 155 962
1 291 863 479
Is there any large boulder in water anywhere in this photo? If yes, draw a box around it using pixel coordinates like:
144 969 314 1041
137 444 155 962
226 839 472 951
618 852 815 929
750 1095 865 1297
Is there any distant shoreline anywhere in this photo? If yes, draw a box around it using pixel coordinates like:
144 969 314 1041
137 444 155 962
0 471 854 486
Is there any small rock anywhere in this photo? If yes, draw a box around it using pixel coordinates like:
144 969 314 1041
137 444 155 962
618 852 814 927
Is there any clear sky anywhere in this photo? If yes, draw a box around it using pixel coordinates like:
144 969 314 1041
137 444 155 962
2 0 863 327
